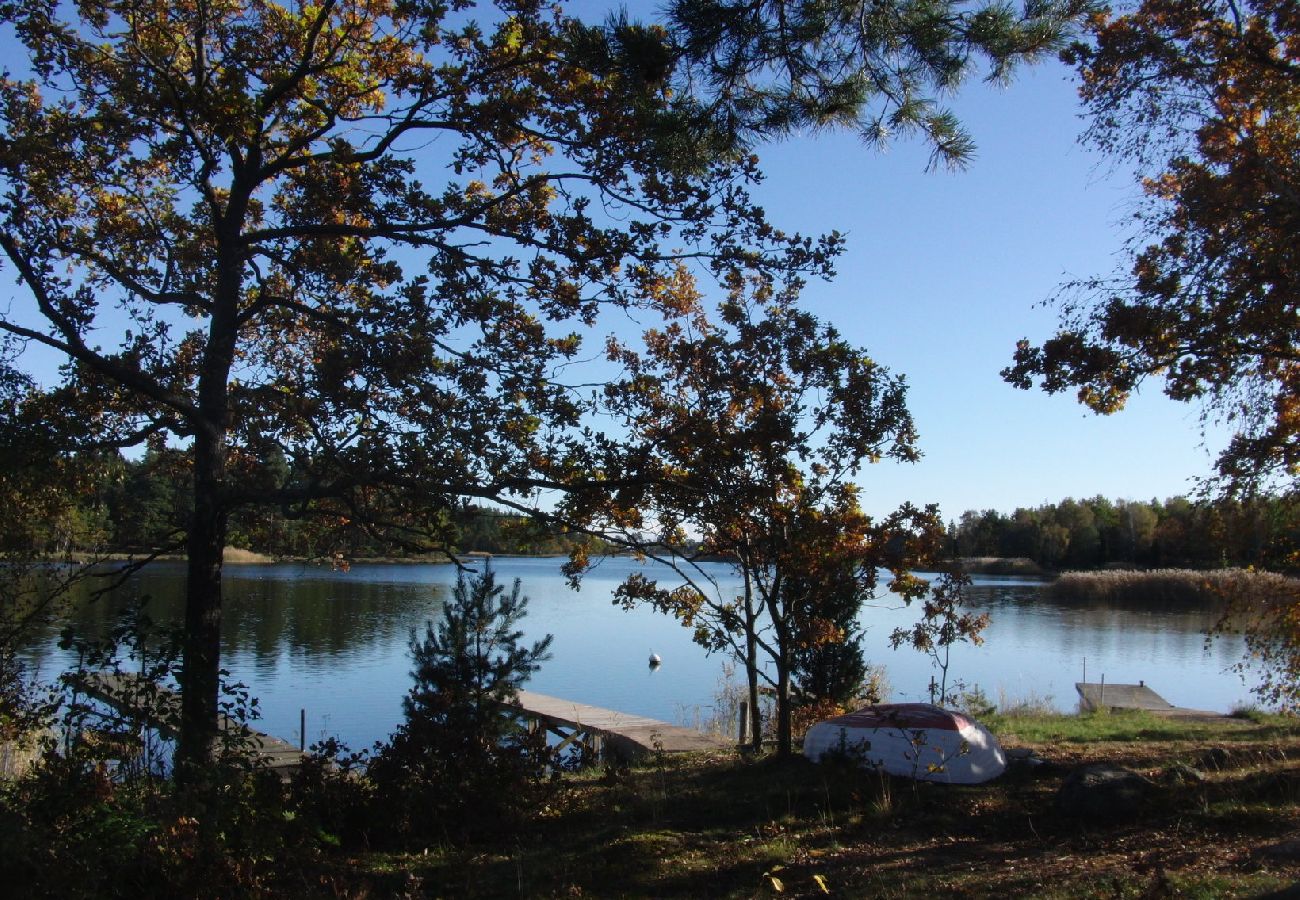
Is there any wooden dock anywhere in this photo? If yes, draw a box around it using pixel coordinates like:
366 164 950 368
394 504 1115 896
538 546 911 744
1076 681 1221 718
513 689 732 761
71 672 308 775
70 674 732 771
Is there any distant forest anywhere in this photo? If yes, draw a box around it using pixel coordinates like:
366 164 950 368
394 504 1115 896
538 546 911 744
947 496 1299 572
14 450 1298 571
15 449 607 560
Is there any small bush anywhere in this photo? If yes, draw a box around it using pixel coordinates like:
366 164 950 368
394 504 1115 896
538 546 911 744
368 564 555 843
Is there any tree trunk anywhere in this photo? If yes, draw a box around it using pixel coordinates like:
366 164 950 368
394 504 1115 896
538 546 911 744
175 226 243 779
177 429 228 777
775 647 792 757
743 571 762 751
766 569 793 757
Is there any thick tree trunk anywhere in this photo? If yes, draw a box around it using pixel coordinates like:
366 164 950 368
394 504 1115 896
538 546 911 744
175 227 242 779
177 429 228 777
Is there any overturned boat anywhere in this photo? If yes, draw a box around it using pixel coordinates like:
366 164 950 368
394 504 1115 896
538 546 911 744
802 703 1006 784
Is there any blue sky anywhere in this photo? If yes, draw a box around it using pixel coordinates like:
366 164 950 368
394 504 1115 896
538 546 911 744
0 5 1226 525
739 57 1225 520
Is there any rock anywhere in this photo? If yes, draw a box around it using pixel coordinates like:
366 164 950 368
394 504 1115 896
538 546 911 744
1055 763 1152 821
1162 762 1206 785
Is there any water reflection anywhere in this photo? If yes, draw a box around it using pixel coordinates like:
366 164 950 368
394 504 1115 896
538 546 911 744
20 560 1258 751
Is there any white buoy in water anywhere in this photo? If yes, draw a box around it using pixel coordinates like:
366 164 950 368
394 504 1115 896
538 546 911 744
648 651 662 667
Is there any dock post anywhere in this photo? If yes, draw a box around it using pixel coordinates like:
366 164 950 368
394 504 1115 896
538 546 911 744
300 709 306 751
1100 674 1105 710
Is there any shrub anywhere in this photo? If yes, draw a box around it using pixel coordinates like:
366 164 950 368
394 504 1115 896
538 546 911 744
368 564 554 842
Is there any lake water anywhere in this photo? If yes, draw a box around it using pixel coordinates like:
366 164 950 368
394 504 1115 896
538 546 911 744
20 557 1258 751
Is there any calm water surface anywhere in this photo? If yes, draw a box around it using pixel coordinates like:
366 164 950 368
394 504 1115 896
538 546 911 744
22 557 1257 751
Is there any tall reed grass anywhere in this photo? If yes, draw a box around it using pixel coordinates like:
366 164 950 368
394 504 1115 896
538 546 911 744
1048 567 1297 609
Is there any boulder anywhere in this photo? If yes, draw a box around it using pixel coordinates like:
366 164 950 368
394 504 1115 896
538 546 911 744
1055 763 1151 821
1161 762 1206 785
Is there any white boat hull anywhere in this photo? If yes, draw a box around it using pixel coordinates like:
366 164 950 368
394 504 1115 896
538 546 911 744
803 703 1006 784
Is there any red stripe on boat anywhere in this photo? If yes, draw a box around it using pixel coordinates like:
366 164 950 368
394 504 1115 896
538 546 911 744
823 703 970 732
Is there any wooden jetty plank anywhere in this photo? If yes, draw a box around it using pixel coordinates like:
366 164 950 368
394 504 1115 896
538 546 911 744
513 689 731 759
1075 682 1221 718
72 672 307 772
1076 681 1174 712
73 674 730 772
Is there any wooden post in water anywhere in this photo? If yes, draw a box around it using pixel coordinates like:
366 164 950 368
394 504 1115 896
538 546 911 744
1100 674 1106 710
299 709 305 752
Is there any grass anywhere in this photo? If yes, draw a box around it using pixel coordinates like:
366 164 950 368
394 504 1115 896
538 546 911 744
336 711 1300 898
984 708 1300 744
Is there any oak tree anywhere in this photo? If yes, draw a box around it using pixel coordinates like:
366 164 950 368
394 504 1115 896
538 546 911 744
1005 0 1300 494
590 283 942 756
0 0 828 773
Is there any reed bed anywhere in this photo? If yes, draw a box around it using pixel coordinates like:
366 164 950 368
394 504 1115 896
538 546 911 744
1048 567 1298 609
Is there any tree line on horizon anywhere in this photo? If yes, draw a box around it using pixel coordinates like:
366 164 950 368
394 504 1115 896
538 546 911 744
13 445 1298 576
4 448 608 561
948 494 1300 573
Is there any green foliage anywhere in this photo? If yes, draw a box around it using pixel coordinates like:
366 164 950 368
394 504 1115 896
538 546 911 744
450 505 616 558
1005 0 1300 496
591 289 944 755
667 0 1092 167
950 682 997 718
948 493 1300 571
788 562 872 709
368 565 555 842
0 612 363 898
0 741 375 898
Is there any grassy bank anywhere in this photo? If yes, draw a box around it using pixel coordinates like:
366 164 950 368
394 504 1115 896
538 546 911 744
341 711 1300 898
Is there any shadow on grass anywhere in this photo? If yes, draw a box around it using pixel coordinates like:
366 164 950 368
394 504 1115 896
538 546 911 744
362 717 1300 898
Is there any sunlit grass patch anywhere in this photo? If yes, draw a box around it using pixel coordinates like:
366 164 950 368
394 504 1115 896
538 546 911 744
985 708 1260 744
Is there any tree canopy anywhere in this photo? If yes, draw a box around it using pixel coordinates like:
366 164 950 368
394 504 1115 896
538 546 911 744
1004 0 1300 494
0 0 829 770
586 285 942 755
667 0 1093 167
